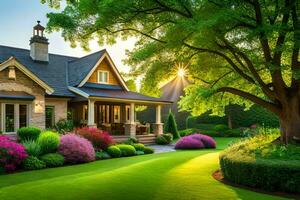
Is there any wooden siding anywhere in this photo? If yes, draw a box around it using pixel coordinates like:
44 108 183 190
87 58 121 86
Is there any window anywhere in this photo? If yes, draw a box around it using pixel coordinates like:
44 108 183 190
5 104 14 132
45 106 55 128
19 105 28 128
113 106 120 123
97 71 109 83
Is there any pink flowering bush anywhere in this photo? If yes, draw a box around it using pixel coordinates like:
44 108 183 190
0 137 28 172
76 127 114 150
175 134 216 149
58 134 95 164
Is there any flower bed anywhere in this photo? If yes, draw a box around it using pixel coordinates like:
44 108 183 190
0 127 154 174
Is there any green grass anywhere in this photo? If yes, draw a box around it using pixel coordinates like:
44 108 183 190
0 138 289 200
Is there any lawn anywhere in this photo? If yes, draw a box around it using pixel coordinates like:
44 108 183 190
0 138 288 200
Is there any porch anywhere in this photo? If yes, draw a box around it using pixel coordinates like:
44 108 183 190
69 99 166 138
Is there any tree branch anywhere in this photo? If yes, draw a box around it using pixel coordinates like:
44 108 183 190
216 87 281 114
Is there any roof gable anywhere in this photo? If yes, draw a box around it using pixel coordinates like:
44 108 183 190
0 57 54 94
75 51 129 91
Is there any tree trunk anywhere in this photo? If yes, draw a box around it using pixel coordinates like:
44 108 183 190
227 113 233 129
279 96 300 144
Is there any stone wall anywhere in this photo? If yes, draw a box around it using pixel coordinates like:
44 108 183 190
45 98 69 123
0 68 46 129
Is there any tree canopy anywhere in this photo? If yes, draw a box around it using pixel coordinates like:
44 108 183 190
44 0 300 143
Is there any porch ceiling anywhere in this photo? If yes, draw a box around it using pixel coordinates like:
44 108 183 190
68 86 173 105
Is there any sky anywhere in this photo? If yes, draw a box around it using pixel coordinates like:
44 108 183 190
0 0 136 73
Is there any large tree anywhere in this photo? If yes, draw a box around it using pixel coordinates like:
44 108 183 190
44 0 300 144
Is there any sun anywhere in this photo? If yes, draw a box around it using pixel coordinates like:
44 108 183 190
177 68 186 77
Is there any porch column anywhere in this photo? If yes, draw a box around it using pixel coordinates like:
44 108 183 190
125 103 136 137
87 99 96 128
153 104 163 135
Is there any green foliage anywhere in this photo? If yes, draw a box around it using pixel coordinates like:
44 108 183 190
136 150 145 156
37 131 60 154
214 124 229 132
126 79 137 92
95 151 111 160
220 134 300 193
155 133 173 145
22 156 46 170
54 119 74 134
17 127 41 141
143 146 155 154
115 144 136 157
178 128 196 137
40 153 65 167
132 143 145 151
22 140 42 157
123 137 139 145
164 111 180 139
107 146 121 158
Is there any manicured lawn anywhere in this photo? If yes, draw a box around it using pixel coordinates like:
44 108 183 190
0 138 288 200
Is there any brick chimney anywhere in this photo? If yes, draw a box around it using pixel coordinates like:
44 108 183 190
30 21 49 62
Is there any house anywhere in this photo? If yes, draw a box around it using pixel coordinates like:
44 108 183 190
0 21 172 142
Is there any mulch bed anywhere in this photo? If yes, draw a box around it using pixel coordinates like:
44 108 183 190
213 170 300 199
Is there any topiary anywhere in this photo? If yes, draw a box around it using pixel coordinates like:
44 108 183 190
115 144 136 157
17 127 41 141
144 146 155 154
136 150 145 155
164 111 180 139
132 143 145 151
107 146 121 158
58 134 95 163
37 131 60 154
175 134 216 149
40 153 65 167
22 140 42 157
95 151 111 160
155 133 173 145
22 156 46 170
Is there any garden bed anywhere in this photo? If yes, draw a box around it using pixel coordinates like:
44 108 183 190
219 134 300 194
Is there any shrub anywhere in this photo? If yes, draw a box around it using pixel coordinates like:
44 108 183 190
107 146 121 158
40 153 65 167
22 156 46 170
144 146 155 154
38 131 60 154
58 134 95 163
201 130 219 137
136 150 145 155
0 138 27 172
17 126 41 141
123 137 139 145
22 140 41 157
76 127 114 150
214 124 229 132
220 134 300 193
164 111 180 139
54 119 74 134
155 133 173 145
115 144 136 157
95 151 111 160
132 143 145 151
225 128 243 137
178 128 196 137
175 134 216 149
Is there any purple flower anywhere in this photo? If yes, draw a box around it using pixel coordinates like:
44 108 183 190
175 133 216 149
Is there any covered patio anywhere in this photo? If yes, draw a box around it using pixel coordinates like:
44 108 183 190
68 85 172 138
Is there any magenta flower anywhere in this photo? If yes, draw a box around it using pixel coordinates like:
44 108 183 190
175 133 216 149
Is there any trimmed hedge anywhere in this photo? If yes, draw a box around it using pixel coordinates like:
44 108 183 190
144 146 155 154
132 143 145 151
155 133 173 145
38 131 60 154
220 134 300 193
115 144 136 157
107 146 121 158
22 156 46 170
220 156 300 193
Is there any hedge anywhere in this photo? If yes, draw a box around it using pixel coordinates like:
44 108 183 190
220 155 300 193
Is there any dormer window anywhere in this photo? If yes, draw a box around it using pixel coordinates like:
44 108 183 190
97 70 109 84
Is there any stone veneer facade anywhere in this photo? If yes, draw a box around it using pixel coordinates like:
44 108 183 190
0 68 68 131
